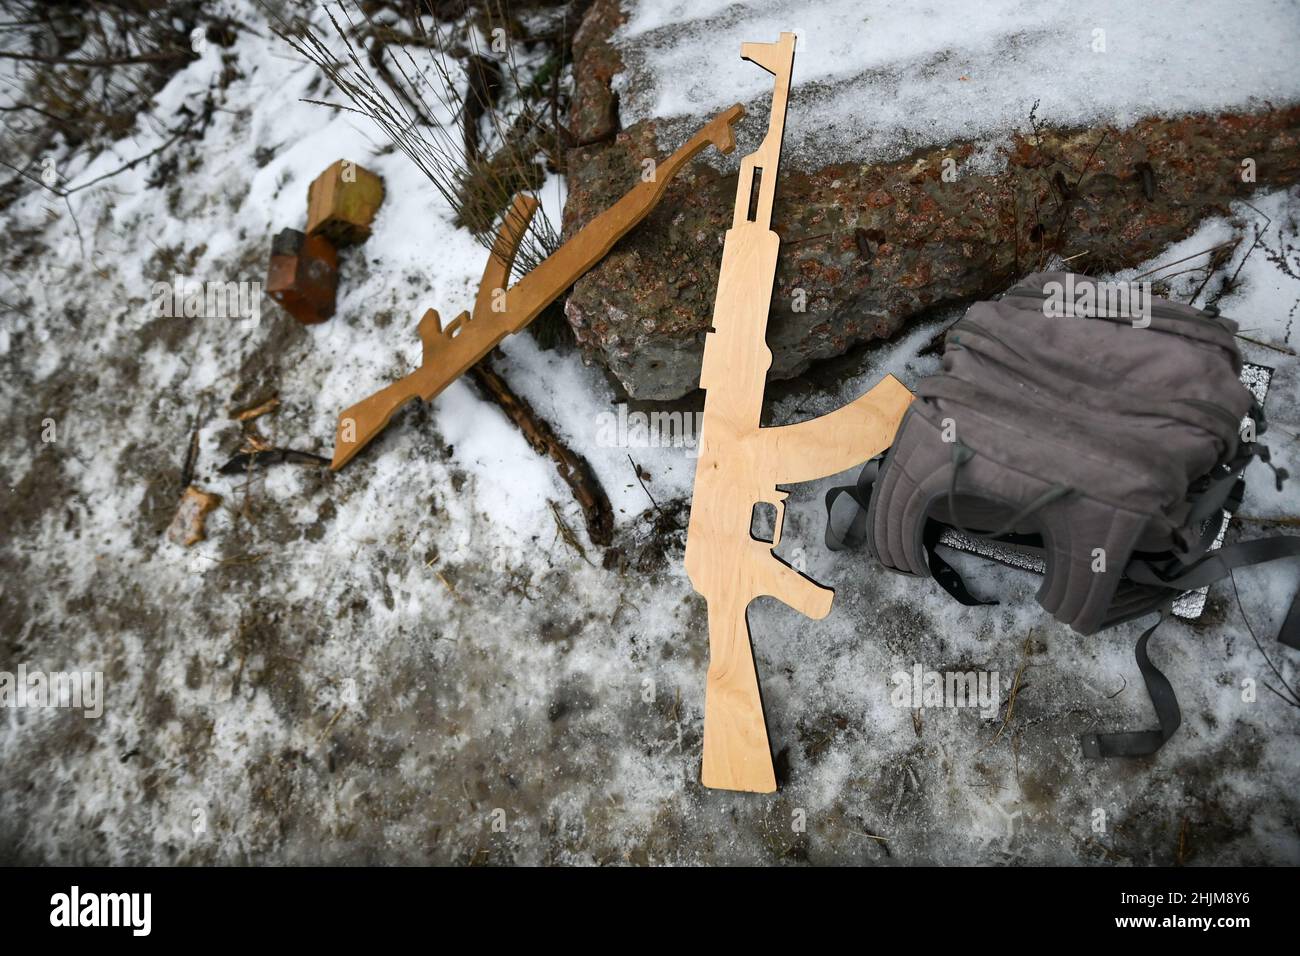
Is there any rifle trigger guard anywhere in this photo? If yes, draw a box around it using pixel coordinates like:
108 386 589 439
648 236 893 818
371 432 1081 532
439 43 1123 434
759 491 788 548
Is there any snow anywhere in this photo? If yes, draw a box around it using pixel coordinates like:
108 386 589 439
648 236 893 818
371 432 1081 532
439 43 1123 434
0 1 1297 865
614 0 1300 167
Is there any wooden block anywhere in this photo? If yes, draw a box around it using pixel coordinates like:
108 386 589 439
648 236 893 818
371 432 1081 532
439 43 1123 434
306 160 385 246
266 228 338 325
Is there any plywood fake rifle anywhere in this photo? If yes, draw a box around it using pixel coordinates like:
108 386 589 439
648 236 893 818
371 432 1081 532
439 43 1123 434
684 33 914 793
330 105 746 470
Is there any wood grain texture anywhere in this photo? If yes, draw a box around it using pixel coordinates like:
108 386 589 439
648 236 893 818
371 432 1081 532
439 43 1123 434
306 159 385 246
684 33 914 793
330 104 746 470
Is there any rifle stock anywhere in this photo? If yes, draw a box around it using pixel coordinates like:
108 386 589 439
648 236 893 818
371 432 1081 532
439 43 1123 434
331 105 746 470
685 34 914 792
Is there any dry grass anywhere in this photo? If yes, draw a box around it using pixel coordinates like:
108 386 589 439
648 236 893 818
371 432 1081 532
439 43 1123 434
271 0 574 279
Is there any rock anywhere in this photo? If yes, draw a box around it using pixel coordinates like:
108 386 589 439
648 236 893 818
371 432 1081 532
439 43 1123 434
562 7 1300 400
567 0 625 146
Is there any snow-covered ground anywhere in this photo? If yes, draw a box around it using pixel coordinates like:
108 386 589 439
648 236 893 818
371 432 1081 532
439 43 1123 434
0 1 1297 864
615 0 1300 167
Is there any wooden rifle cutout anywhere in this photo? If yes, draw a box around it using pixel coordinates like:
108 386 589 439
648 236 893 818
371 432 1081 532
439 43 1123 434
331 105 746 470
683 34 914 793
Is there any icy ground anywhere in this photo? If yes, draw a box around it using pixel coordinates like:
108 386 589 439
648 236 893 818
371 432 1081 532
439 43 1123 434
1 2 1298 864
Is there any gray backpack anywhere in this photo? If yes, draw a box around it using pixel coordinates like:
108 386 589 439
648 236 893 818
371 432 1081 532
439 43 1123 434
827 272 1299 757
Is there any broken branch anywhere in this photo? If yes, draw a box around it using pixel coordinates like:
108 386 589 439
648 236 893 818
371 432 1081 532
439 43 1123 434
470 356 613 546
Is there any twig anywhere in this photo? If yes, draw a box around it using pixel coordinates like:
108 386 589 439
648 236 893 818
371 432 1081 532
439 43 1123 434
550 500 596 567
0 101 65 123
469 356 612 546
297 97 368 116
610 594 640 626
218 447 330 474
0 50 194 67
628 454 663 517
1 112 199 198
1209 202 1274 308
1133 239 1239 281
180 410 201 488
62 195 86 260
979 635 1032 753
1189 238 1241 306
316 705 347 744
215 553 264 567
436 570 467 604
1051 129 1107 253
1073 130 1107 191
1229 569 1300 707
1234 514 1300 526
231 397 281 422
1234 334 1296 357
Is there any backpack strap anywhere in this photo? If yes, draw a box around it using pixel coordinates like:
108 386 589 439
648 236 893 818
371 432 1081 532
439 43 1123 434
1080 612 1181 758
1174 472 1243 558
825 459 879 551
1127 535 1300 648
1283 594 1300 651
922 519 999 607
1018 488 1150 635
827 439 1148 633
826 455 997 607
823 444 1298 760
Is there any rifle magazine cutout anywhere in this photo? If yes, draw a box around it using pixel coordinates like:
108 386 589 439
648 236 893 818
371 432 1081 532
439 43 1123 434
331 104 746 470
684 33 914 793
